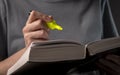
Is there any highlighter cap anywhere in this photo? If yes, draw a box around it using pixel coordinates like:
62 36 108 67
46 20 63 31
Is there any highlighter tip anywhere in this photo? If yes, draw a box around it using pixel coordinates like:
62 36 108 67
46 20 63 31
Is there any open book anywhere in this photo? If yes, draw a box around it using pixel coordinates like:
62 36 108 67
7 37 120 75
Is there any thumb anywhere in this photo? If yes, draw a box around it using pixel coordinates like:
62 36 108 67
26 10 39 24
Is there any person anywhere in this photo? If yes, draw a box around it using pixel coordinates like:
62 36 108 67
0 0 119 75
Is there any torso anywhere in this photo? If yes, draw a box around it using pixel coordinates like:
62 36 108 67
4 0 103 56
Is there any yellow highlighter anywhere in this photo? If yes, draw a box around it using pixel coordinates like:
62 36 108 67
46 20 63 31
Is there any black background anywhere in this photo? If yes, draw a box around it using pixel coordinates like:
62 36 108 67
109 0 120 35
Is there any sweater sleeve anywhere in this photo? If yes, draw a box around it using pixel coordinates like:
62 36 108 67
102 0 119 38
0 0 8 61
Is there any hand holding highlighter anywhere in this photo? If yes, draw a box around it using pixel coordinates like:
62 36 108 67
29 10 63 31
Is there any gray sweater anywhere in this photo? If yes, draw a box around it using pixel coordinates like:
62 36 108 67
0 0 118 62
0 0 119 75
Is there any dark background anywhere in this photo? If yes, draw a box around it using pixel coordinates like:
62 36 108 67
109 0 120 35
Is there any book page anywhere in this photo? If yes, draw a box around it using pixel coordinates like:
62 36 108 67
30 40 86 62
7 40 87 75
87 37 120 56
7 43 33 75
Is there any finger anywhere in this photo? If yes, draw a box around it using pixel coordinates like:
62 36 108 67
42 15 53 22
26 10 53 24
26 10 37 24
24 29 49 47
26 10 44 24
25 29 49 40
35 11 53 22
25 19 43 32
24 19 50 33
29 19 49 32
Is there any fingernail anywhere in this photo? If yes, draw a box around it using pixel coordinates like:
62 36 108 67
48 15 52 18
